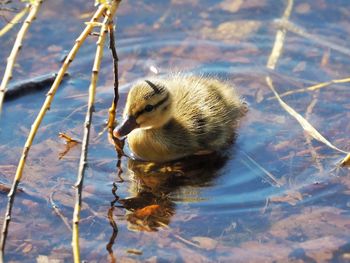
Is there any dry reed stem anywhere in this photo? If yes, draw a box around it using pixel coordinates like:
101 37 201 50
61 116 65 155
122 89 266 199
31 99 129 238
0 0 43 113
274 19 350 56
266 0 349 160
0 4 107 261
266 77 348 155
266 0 293 70
49 191 72 232
305 92 324 173
72 2 121 262
173 234 202 249
341 154 350 167
239 150 282 187
267 76 350 99
0 5 29 37
58 132 81 144
58 132 81 160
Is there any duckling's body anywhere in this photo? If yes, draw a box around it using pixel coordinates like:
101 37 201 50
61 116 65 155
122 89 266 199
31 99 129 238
114 75 245 162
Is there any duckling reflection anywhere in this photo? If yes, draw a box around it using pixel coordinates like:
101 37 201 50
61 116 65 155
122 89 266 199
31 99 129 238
117 153 229 232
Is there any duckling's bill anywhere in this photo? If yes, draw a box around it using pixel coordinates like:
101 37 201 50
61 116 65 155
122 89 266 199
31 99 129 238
113 115 139 139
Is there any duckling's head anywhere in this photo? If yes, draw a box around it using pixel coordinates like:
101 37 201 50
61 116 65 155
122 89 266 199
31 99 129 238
113 79 173 138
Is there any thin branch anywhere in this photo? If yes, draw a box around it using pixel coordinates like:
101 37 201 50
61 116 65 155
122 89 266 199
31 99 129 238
72 1 122 262
106 22 119 132
0 0 43 112
107 19 125 184
72 19 108 263
267 76 350 100
274 19 350 57
0 4 108 261
265 0 349 160
266 0 293 70
304 92 324 173
0 5 29 37
58 132 81 160
266 77 348 155
239 150 282 187
107 21 125 159
340 153 350 167
49 191 72 232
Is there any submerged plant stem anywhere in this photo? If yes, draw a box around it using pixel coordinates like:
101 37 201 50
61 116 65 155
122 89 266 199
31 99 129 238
0 0 43 113
0 4 107 261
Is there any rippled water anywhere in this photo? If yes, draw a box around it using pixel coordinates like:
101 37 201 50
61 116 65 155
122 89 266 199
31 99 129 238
0 0 350 262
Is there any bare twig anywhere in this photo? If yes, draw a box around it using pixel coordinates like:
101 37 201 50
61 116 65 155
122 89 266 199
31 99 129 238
107 19 125 183
0 5 29 37
58 132 81 144
72 19 108 263
58 132 81 160
267 76 350 100
340 154 350 167
266 0 293 70
239 150 282 187
0 4 107 261
0 0 43 112
265 0 349 160
304 92 324 173
107 21 125 159
49 191 72 232
72 2 122 262
173 234 202 249
274 19 350 57
266 77 348 155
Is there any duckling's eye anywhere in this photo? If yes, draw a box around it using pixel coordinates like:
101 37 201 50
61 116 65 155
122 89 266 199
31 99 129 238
144 104 154 112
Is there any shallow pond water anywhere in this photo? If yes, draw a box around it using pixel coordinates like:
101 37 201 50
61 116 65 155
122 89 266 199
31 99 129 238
0 0 350 262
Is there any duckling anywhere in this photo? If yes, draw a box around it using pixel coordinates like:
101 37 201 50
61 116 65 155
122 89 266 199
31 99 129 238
113 74 245 162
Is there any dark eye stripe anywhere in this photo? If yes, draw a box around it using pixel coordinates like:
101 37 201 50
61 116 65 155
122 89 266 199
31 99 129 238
153 94 169 108
134 94 169 118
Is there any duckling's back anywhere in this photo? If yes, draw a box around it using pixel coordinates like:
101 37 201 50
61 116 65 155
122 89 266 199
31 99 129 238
166 75 245 153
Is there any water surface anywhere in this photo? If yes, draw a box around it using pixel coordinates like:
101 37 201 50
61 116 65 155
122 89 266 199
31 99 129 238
0 0 350 262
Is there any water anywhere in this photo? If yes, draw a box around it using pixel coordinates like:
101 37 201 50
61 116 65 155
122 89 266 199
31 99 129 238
0 0 350 262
